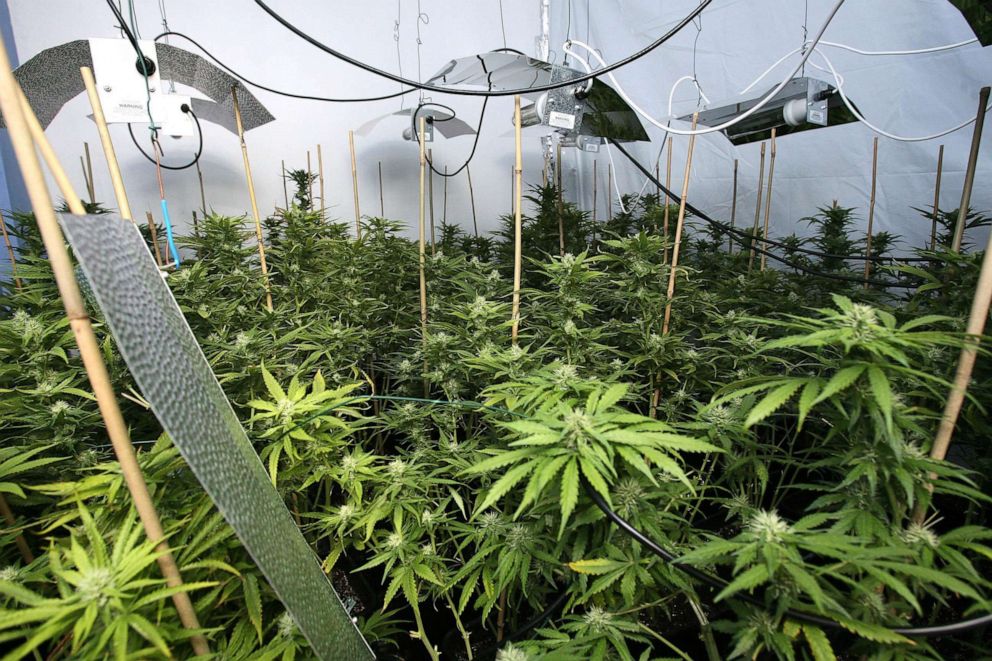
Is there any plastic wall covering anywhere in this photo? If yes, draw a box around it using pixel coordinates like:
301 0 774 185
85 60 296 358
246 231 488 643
552 0 992 252
57 212 374 661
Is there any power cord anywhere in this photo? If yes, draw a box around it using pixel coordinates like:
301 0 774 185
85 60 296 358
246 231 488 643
252 0 712 97
128 104 203 171
413 97 489 178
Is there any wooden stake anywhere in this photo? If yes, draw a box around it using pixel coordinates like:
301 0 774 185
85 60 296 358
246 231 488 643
378 161 385 217
428 148 435 255
192 210 199 238
760 128 777 272
931 145 944 251
663 137 672 261
556 142 565 256
0 212 20 291
748 142 767 272
317 143 325 217
281 159 289 208
592 160 598 223
418 116 429 345
348 130 361 238
916 225 992 522
0 494 32 563
729 159 739 254
145 211 164 268
80 68 134 224
442 165 448 225
467 164 478 238
951 87 990 253
863 137 879 287
83 141 95 203
655 161 661 198
607 163 614 221
231 85 273 311
195 155 206 215
511 96 524 344
4 60 209 657
662 114 698 336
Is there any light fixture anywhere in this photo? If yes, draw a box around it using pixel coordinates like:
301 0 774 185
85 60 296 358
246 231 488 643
355 106 476 142
679 76 860 145
426 51 649 144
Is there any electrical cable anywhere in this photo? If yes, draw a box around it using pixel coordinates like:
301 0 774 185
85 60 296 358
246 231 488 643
252 0 712 97
608 139 929 287
105 0 143 58
583 481 992 637
127 106 203 170
414 95 490 179
154 31 413 103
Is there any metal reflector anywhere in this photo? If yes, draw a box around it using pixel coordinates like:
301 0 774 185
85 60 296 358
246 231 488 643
57 213 373 661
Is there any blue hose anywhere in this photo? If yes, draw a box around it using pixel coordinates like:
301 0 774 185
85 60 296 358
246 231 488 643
159 198 181 268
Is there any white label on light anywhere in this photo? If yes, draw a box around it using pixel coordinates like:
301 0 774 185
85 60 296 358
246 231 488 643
548 111 576 130
90 38 163 125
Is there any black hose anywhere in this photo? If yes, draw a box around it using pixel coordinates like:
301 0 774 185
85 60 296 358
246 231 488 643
253 0 712 97
583 482 992 637
127 108 203 171
413 98 489 179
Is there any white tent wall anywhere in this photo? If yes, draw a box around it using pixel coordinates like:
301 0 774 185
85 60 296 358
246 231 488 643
551 0 992 251
8 0 546 237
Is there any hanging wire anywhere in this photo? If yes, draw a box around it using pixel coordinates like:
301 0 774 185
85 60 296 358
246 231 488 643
126 0 159 141
691 1 705 108
157 0 176 93
415 0 430 103
497 0 507 49
394 0 405 108
801 0 810 76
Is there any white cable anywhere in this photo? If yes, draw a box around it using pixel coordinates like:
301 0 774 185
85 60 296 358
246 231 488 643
669 75 711 116
814 46 992 142
819 37 978 56
605 142 628 214
562 0 846 136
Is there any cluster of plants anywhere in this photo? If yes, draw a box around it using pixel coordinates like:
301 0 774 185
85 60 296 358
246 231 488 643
0 177 991 660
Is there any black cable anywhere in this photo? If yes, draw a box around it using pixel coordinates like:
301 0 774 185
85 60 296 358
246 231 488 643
610 140 934 265
414 97 489 178
127 107 203 171
105 0 142 55
154 31 413 103
584 482 992 637
609 140 925 288
253 0 712 97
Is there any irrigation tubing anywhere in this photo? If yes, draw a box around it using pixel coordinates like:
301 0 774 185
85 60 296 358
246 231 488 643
283 394 992 638
608 140 934 266
253 0 712 97
583 481 992 637
608 140 924 288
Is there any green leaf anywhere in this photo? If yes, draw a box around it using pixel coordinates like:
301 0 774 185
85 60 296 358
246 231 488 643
745 380 804 427
261 364 286 402
244 574 263 643
866 366 893 432
802 625 836 661
559 460 579 536
715 563 769 601
814 365 866 404
568 558 626 575
475 462 536 514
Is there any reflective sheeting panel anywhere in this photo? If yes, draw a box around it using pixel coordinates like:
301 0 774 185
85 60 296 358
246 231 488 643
58 213 373 661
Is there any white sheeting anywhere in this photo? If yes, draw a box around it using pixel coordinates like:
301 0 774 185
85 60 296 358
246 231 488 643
551 0 992 251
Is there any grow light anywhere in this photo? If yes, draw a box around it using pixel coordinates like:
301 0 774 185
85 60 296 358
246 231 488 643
356 106 477 142
679 76 860 145
426 51 649 142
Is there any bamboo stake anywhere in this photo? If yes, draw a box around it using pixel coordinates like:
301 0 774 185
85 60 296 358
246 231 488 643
662 113 698 336
4 56 209 657
306 149 313 205
557 142 565 256
317 143 325 217
748 142 767 272
0 212 20 291
281 159 289 208
467 164 478 237
663 137 672 261
428 148 435 255
592 160 598 223
0 494 32 563
655 161 661 198
607 163 613 221
195 156 206 215
760 129 777 272
146 211 164 268
83 141 95 203
729 159 738 254
915 225 992 523
192 210 198 238
442 165 448 225
863 137 879 287
511 96 523 344
80 68 133 224
378 161 385 217
349 130 361 238
951 87 990 253
231 85 273 311
418 116 429 345
931 145 944 251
